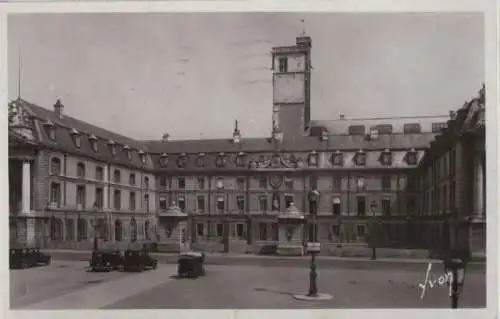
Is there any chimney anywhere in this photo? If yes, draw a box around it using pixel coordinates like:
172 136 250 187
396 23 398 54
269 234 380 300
233 120 241 143
54 99 64 119
339 114 345 120
449 110 456 120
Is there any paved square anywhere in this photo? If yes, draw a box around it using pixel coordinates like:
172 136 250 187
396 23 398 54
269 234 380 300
11 261 486 309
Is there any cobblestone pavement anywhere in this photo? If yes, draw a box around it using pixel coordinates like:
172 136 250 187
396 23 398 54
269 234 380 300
105 265 486 309
11 261 486 309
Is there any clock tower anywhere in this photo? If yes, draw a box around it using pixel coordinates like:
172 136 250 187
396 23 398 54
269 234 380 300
271 35 312 142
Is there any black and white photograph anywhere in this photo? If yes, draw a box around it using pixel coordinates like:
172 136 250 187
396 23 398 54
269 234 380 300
3 1 497 317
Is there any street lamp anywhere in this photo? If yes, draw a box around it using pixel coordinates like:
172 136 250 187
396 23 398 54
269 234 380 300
307 189 320 297
444 253 467 309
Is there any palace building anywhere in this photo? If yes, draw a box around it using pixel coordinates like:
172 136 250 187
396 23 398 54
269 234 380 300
8 34 486 257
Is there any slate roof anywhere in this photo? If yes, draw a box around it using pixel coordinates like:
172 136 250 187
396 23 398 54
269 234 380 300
14 98 155 170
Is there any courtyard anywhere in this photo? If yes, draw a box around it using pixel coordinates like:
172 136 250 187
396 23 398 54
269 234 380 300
10 259 486 309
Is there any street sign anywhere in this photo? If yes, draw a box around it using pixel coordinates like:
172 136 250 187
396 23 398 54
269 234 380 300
306 242 321 253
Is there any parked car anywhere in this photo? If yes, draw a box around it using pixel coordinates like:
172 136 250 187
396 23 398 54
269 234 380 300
122 248 158 272
9 247 51 269
177 252 206 278
89 249 123 272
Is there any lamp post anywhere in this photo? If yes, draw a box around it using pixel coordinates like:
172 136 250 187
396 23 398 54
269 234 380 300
444 254 467 309
307 189 320 297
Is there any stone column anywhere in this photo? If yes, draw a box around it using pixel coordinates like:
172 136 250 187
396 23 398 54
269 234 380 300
22 160 35 245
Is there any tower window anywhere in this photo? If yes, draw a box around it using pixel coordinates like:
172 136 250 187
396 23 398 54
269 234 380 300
278 57 288 73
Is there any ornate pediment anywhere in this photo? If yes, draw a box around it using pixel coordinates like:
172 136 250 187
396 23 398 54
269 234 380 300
249 153 300 169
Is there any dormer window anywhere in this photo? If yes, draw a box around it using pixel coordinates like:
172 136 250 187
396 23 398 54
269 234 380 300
354 150 366 166
123 145 132 160
379 149 392 166
89 134 98 152
405 149 418 166
330 151 344 167
216 152 226 168
308 151 318 166
159 153 168 167
139 150 146 164
235 152 245 167
44 121 56 141
321 129 329 141
108 140 116 156
70 128 81 148
177 153 187 168
196 153 206 167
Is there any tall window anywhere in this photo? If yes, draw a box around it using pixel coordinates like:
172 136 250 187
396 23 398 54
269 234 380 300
77 162 85 178
143 177 149 189
278 57 288 72
333 175 341 190
65 219 74 241
95 188 104 209
197 223 205 236
271 193 280 211
356 196 366 216
114 220 123 241
332 197 341 215
237 195 245 211
77 218 87 241
50 158 61 175
114 190 121 210
356 177 365 190
216 224 224 237
50 182 61 207
217 196 225 211
76 185 86 209
236 177 245 190
309 175 318 190
178 196 185 210
95 166 104 181
129 192 136 210
382 198 391 216
236 223 245 239
114 169 121 183
129 173 136 185
144 194 150 213
50 218 63 240
285 195 294 208
177 178 185 189
382 175 391 190
259 196 267 211
197 196 205 211
259 223 267 240
284 177 294 189
159 197 167 210
198 177 205 189
144 220 151 240
159 177 167 188
259 176 267 189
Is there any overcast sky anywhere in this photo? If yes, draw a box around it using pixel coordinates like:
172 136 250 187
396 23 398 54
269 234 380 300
8 13 484 141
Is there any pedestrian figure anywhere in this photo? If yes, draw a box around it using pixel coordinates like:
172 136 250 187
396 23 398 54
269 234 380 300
367 216 381 260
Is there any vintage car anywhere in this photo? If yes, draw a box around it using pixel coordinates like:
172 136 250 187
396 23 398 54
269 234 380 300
177 252 206 278
89 249 123 272
10 247 51 269
122 248 158 272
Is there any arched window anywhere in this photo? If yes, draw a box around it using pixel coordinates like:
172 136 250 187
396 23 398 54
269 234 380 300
130 218 137 242
77 217 87 241
144 177 149 189
51 157 61 175
115 219 122 242
77 162 85 178
65 219 75 241
145 220 150 240
50 217 63 241
129 173 136 185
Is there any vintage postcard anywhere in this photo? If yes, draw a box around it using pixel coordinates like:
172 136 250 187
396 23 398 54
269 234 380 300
1 1 497 319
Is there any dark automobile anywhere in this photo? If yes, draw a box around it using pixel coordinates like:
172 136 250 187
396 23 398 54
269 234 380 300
122 248 158 272
10 247 51 269
89 249 123 272
177 252 206 278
